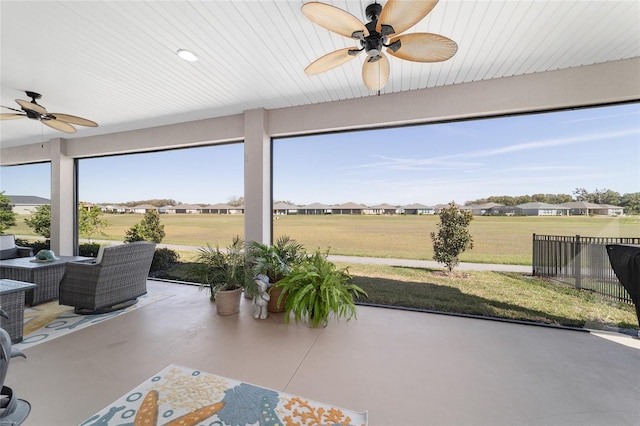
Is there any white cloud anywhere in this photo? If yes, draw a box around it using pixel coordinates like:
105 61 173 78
354 154 483 170
467 129 639 158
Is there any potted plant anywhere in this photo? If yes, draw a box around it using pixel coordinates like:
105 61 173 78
275 249 367 328
246 235 305 312
194 235 247 315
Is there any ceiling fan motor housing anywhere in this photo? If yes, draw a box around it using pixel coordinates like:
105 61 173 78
365 3 382 21
24 110 41 120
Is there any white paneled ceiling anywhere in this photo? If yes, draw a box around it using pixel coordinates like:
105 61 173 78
1 0 639 147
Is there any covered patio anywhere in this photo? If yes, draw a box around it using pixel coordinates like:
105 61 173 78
1 2 639 424
10 279 640 425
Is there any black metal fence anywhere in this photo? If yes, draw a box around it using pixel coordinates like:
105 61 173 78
532 234 640 304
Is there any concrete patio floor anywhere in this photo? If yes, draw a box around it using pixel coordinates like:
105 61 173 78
9 280 640 426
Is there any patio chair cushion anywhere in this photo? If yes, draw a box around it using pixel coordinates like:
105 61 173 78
95 245 106 264
0 235 31 260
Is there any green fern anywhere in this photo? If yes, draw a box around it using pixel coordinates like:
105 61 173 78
276 249 367 328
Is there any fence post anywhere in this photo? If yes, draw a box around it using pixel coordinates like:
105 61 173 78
532 233 537 276
574 234 581 290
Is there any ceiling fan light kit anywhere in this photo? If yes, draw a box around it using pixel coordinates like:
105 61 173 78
0 91 98 134
302 0 457 91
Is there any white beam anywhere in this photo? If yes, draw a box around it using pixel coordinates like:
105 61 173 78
244 108 272 245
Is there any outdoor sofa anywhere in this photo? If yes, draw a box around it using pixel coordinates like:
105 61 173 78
59 242 156 314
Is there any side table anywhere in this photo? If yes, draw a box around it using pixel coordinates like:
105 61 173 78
0 279 37 343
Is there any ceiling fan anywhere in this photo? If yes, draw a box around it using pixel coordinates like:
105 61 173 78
1 91 98 134
302 0 457 91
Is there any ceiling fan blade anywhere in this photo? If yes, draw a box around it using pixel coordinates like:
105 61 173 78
305 47 360 75
15 99 47 115
0 113 26 120
377 0 439 36
302 2 368 39
49 113 98 127
362 53 390 91
387 33 458 62
1 105 23 113
42 118 77 134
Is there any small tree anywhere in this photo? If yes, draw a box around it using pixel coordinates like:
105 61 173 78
24 204 51 239
431 201 474 273
0 192 17 234
124 210 165 243
79 205 109 242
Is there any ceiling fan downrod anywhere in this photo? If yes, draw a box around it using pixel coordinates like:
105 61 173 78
361 3 400 60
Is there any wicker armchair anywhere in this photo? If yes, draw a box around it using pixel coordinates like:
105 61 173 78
0 235 33 260
59 242 156 314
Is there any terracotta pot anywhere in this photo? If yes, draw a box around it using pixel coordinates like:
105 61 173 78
267 286 287 313
215 288 242 315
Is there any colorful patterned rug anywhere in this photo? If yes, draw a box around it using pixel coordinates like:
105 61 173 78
16 292 173 350
81 364 368 426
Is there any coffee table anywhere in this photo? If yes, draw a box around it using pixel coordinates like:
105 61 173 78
0 256 91 306
0 279 37 343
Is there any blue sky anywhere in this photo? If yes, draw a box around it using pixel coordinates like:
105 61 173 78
1 103 639 206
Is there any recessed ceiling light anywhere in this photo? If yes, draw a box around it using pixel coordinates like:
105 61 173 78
176 49 198 62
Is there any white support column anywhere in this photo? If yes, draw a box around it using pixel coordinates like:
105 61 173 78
244 109 272 245
49 138 76 255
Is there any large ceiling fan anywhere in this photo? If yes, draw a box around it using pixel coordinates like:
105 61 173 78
302 0 457 91
1 91 98 134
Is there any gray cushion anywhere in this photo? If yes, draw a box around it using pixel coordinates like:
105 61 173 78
0 247 18 260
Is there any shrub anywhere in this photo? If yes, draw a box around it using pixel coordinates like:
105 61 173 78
79 243 101 257
151 248 179 273
0 192 17 234
431 201 474 273
16 238 50 253
124 210 165 243
24 205 51 239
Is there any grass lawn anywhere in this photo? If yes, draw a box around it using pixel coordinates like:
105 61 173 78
8 213 640 265
158 261 638 330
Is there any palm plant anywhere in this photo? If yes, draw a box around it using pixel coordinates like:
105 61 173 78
247 235 305 283
276 249 367 328
195 235 247 300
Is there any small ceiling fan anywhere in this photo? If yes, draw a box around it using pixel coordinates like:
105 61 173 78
1 91 98 134
302 0 457 91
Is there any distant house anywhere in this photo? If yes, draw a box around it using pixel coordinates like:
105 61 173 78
433 203 465 214
366 203 399 215
131 204 158 214
273 202 299 215
171 204 201 214
516 202 570 216
595 204 624 216
102 204 129 213
198 203 226 214
333 202 367 215
401 203 434 215
560 201 624 216
299 203 332 215
463 202 504 215
6 195 50 214
493 205 523 216
561 201 601 215
158 205 174 214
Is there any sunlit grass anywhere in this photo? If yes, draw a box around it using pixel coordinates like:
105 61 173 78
341 263 638 330
8 213 639 265
160 260 638 330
